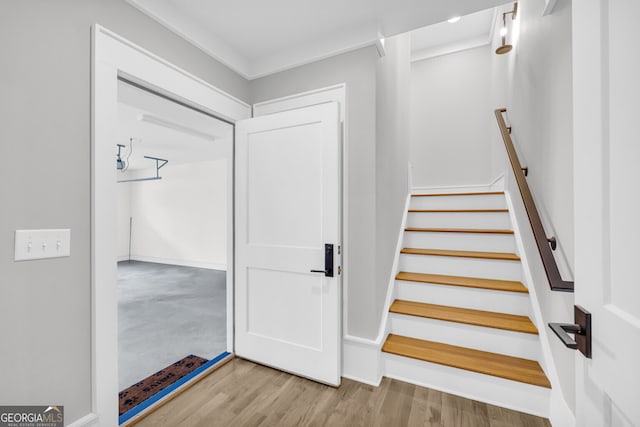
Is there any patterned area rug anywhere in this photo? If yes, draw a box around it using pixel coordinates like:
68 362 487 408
119 354 208 415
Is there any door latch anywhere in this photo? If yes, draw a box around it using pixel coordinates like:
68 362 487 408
310 244 334 277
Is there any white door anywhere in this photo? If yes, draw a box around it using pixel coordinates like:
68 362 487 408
573 0 640 425
235 102 341 386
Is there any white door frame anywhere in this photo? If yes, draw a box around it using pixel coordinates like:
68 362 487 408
91 24 250 426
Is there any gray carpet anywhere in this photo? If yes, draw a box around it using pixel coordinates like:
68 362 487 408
118 261 227 390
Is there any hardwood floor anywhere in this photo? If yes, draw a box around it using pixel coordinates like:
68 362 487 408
134 358 551 427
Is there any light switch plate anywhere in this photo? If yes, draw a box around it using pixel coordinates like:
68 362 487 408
14 229 71 261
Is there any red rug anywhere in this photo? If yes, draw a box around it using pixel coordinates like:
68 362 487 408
119 354 208 415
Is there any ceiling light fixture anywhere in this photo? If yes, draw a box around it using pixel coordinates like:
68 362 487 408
447 16 461 23
496 2 518 55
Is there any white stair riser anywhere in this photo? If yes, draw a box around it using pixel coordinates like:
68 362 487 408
399 254 522 281
410 194 507 210
406 211 511 229
403 231 516 253
389 314 540 360
384 353 550 418
396 280 530 316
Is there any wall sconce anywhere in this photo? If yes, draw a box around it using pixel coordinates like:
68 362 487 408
496 2 518 55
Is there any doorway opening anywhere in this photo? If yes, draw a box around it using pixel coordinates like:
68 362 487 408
114 79 234 423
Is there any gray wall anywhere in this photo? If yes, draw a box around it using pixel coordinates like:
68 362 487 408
489 0 575 413
374 34 412 329
410 46 493 187
0 1 248 423
250 47 381 339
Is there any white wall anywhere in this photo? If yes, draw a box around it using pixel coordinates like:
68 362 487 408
410 45 493 187
117 160 227 269
375 33 412 327
490 0 575 415
0 1 248 423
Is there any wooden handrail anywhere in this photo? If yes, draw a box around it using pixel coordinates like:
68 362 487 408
494 108 574 292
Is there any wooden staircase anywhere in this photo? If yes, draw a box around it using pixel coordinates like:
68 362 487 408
382 191 551 416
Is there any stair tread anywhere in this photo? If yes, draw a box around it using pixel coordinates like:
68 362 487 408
396 272 528 293
390 300 538 334
405 227 514 234
401 248 520 261
408 209 509 213
412 191 505 197
382 334 551 388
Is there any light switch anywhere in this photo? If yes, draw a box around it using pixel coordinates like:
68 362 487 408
14 229 71 261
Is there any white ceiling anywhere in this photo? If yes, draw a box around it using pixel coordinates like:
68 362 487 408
126 0 509 79
411 8 497 62
116 81 233 171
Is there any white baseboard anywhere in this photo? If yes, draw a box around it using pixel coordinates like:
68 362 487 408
412 174 506 194
117 255 227 271
342 335 382 386
66 413 98 427
550 388 576 427
384 353 550 418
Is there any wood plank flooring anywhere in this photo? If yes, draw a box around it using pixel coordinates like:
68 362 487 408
135 358 551 427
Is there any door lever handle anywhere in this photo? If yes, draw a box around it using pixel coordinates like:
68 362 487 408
310 244 334 277
548 323 580 349
548 305 591 358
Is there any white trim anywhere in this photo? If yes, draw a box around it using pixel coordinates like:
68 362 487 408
247 40 377 81
94 25 250 121
411 180 501 194
489 173 506 191
117 255 227 271
384 368 549 419
503 176 571 425
411 35 491 63
342 335 383 386
123 0 251 79
253 84 346 122
92 24 249 427
375 37 386 58
550 388 576 427
67 413 99 427
542 0 559 16
343 334 378 346
488 7 499 49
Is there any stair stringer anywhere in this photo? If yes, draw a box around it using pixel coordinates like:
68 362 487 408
503 179 576 426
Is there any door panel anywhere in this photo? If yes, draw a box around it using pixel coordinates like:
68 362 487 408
574 0 640 425
235 102 341 386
